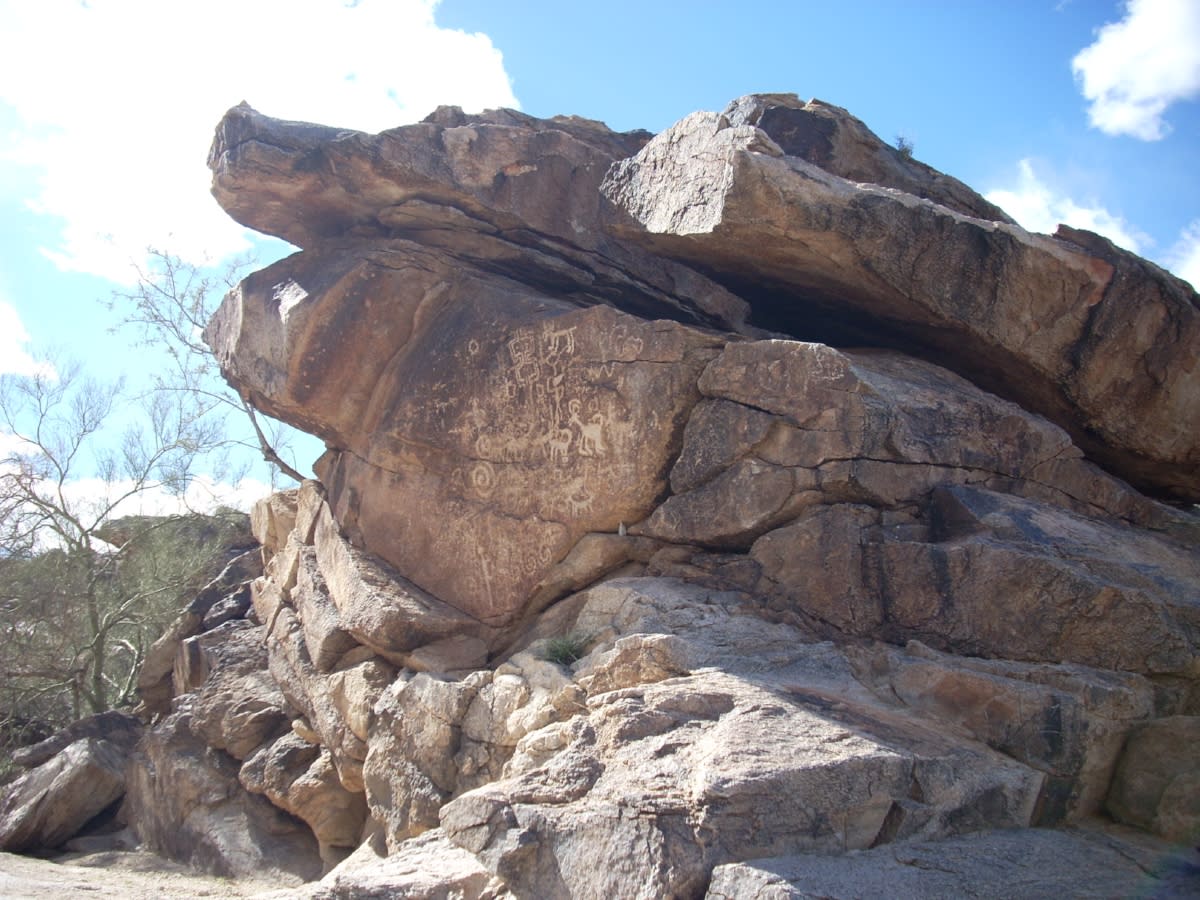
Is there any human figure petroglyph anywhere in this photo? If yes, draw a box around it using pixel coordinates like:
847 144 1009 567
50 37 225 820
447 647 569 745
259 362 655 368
508 332 541 386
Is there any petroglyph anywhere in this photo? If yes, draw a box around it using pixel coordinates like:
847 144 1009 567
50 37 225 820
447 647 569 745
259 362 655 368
542 427 574 465
318 301 721 624
541 321 577 359
470 461 497 497
568 399 607 458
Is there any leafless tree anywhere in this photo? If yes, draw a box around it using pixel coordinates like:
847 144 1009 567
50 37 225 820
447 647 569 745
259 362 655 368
111 248 307 484
0 357 246 754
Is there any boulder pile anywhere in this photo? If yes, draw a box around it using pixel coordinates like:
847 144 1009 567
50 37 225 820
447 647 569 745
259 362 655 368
4 94 1197 897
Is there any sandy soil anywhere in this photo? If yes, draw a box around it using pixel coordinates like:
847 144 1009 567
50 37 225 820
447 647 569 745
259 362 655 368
0 850 286 899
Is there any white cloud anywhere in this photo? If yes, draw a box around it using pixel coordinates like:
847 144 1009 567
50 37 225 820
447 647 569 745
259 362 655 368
0 299 55 378
0 0 518 283
1072 0 1200 140
985 159 1149 253
55 474 277 519
1165 220 1200 290
0 467 275 552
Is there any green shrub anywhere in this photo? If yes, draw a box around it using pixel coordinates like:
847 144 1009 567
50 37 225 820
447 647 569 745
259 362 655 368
541 631 593 666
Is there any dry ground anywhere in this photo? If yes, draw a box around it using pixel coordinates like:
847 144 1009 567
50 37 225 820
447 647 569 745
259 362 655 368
0 850 283 899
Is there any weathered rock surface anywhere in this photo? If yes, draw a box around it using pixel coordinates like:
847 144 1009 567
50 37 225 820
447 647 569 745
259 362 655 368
602 96 1200 502
433 578 1049 899
239 733 368 868
138 548 264 716
270 830 510 900
847 641 1155 824
207 102 751 334
9 92 1194 897
123 702 321 883
747 486 1199 675
705 824 1200 899
1106 716 1200 844
719 94 1017 223
9 712 142 771
0 738 129 852
207 246 725 626
193 92 1200 894
183 621 290 760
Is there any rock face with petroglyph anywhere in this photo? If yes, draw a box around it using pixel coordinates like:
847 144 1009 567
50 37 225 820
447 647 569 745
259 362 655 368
6 93 1196 899
200 92 1200 896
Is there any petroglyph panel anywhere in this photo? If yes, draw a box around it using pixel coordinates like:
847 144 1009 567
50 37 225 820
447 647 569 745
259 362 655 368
317 291 723 624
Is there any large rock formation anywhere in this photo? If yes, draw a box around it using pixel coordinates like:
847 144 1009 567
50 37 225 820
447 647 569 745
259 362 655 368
6 93 1196 897
602 96 1200 503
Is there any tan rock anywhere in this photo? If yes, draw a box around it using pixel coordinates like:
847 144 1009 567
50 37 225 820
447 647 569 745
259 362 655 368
240 733 368 866
639 340 1191 554
293 546 360 672
602 103 1200 501
137 549 263 715
207 102 751 332
1106 716 1200 844
251 489 299 558
267 828 511 900
705 824 1195 900
364 671 487 849
848 641 1156 822
188 94 1200 895
267 607 371 791
720 94 1016 222
442 669 1041 900
293 479 327 545
312 501 484 658
751 488 1200 676
572 633 691 695
184 622 291 761
405 634 490 674
327 655 396 745
432 578 1045 899
9 710 142 771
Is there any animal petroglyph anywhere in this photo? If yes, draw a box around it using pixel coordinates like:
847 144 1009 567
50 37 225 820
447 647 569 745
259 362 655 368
568 399 607 457
541 322 577 360
542 427 573 465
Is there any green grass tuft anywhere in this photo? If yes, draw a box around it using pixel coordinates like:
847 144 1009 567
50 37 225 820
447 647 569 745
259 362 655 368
542 631 593 666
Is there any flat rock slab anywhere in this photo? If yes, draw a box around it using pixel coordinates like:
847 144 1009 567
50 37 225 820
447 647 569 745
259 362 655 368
705 824 1200 899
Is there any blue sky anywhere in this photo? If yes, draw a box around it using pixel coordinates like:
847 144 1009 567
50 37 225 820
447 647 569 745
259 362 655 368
1 0 1198 505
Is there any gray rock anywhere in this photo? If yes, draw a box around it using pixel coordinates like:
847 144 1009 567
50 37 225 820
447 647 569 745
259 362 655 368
601 101 1200 502
0 738 128 852
1107 716 1200 844
9 711 142 771
124 703 321 882
704 825 1200 899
